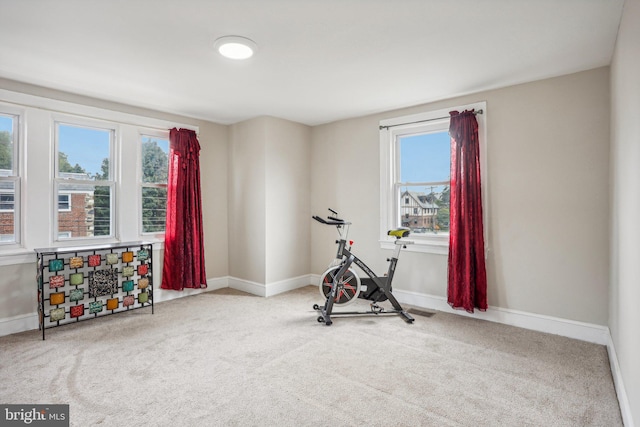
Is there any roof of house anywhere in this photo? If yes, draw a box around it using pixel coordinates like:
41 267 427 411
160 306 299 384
402 191 439 210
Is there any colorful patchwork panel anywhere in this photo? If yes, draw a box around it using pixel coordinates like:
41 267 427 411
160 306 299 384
48 259 64 272
122 280 134 292
88 255 101 267
123 295 134 307
136 249 149 261
106 298 119 310
138 277 149 289
50 307 65 322
89 301 103 314
49 275 65 289
122 266 134 277
69 257 83 269
138 292 149 303
106 253 119 265
89 269 118 298
122 251 134 263
70 273 84 286
50 292 65 305
69 288 84 302
70 305 84 318
137 264 148 276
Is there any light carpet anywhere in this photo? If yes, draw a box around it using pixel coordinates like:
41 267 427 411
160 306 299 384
0 286 622 426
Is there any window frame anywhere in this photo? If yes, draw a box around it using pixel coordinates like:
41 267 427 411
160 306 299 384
138 129 170 237
53 117 117 242
379 101 488 254
0 108 22 249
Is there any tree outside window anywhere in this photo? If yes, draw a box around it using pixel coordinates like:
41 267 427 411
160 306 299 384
140 135 169 234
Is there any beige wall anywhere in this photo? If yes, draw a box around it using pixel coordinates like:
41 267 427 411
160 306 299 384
312 67 610 325
610 0 640 424
199 121 229 280
0 263 34 320
228 117 267 283
229 116 311 285
265 117 311 284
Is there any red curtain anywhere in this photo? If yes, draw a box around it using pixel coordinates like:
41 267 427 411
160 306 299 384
447 110 487 312
161 128 207 291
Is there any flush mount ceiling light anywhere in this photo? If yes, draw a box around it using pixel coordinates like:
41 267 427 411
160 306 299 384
213 36 257 60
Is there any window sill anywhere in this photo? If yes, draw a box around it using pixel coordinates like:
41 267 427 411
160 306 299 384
379 239 448 255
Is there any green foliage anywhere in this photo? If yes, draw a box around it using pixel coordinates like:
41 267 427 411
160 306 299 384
439 185 450 206
142 140 168 183
93 158 110 236
142 187 167 233
58 152 87 174
0 131 13 170
141 140 169 233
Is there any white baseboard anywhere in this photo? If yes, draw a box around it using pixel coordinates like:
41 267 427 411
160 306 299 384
392 288 610 345
0 312 39 337
606 331 635 427
227 275 313 297
153 276 229 303
265 274 314 297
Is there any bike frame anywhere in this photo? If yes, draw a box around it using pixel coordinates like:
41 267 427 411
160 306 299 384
315 216 414 325
325 238 407 316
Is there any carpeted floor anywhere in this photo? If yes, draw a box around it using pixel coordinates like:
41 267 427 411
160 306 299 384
0 286 623 426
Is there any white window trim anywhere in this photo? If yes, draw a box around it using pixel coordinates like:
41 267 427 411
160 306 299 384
379 101 488 255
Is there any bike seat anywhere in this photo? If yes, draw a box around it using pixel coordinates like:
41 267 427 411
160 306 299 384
388 228 410 238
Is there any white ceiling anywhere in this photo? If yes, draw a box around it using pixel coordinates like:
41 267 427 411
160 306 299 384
0 0 625 126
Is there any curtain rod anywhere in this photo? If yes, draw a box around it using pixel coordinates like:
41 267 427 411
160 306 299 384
379 109 483 130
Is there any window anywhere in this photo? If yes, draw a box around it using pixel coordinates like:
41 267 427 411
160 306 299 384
379 102 486 254
140 133 169 234
58 194 71 211
0 112 20 245
0 192 14 211
54 121 115 240
398 128 451 235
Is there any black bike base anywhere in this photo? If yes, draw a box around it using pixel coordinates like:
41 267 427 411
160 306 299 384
313 303 414 326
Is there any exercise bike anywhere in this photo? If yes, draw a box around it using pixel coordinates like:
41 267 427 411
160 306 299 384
312 208 415 325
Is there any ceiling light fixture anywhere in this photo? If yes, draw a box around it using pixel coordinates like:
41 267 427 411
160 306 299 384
213 36 257 60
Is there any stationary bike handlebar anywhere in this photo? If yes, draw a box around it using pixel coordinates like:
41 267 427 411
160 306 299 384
312 214 351 226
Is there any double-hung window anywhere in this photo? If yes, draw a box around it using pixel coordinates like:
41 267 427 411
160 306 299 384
54 120 116 240
140 132 169 234
380 102 486 254
0 112 20 245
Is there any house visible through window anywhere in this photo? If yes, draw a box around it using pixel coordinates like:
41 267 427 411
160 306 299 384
140 133 169 234
0 112 19 245
396 125 451 235
55 121 114 240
